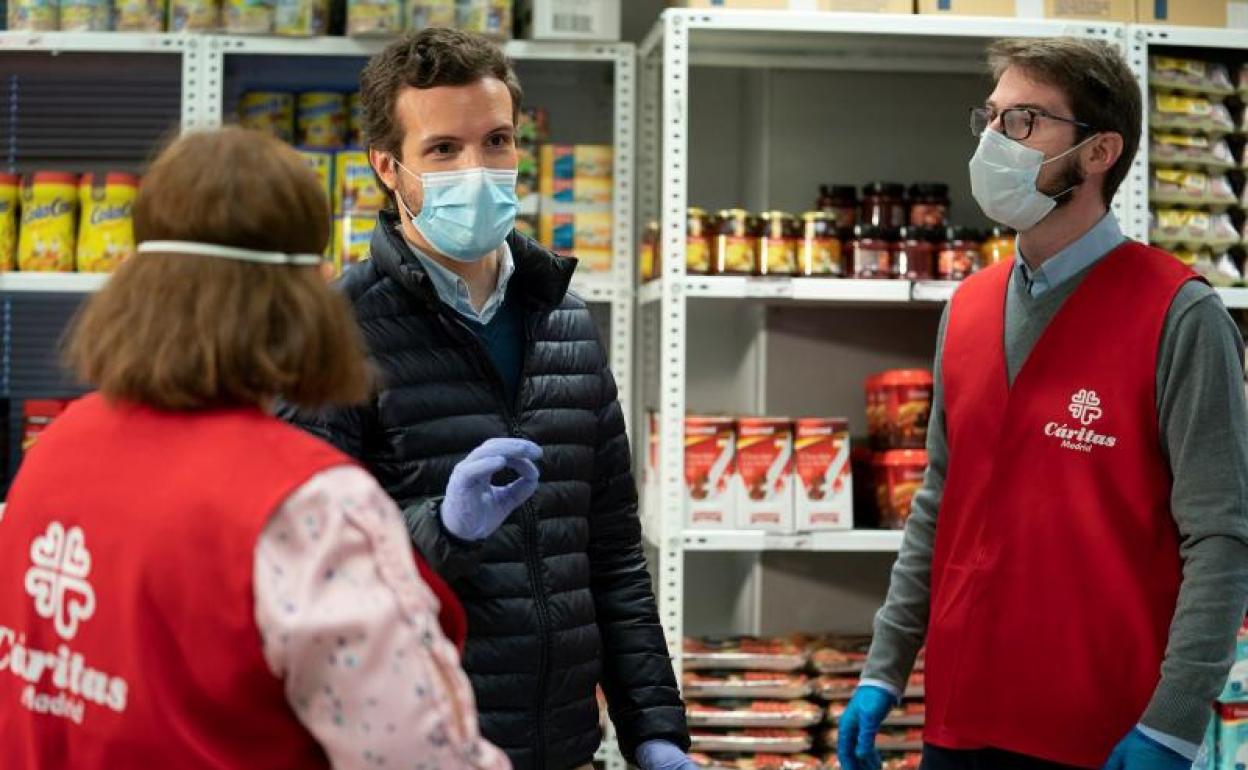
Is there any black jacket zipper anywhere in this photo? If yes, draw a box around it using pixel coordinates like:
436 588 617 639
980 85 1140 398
435 304 555 768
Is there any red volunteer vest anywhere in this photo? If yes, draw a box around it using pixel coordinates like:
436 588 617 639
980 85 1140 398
925 242 1198 768
0 395 349 769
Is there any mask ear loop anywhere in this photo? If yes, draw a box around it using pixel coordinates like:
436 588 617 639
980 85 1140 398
389 155 421 224
1041 132 1099 202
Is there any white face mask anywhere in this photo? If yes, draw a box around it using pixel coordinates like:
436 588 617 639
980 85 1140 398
969 129 1096 232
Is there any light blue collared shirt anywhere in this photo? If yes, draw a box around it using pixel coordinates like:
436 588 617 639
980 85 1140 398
1014 212 1127 297
404 234 516 325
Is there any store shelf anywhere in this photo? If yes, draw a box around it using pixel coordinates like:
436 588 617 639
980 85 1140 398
570 273 623 304
639 277 960 306
641 10 1121 73
1217 287 1248 309
0 273 109 293
1134 24 1248 50
682 529 904 553
0 31 193 53
215 34 626 62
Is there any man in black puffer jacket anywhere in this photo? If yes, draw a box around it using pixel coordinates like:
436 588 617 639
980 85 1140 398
280 28 690 770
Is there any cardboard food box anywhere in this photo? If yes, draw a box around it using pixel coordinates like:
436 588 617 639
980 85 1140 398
539 210 612 272
735 417 795 532
917 0 1133 21
519 0 621 41
684 416 738 529
794 418 854 531
1137 0 1248 28
673 0 912 11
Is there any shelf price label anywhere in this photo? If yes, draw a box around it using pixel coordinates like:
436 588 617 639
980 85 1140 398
745 277 794 299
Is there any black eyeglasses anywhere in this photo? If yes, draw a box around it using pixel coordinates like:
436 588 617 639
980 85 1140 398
969 106 1093 141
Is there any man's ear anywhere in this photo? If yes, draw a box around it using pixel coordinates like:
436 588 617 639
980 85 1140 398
370 147 398 192
1084 132 1123 177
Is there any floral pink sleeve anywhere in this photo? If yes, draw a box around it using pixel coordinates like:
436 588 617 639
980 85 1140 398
253 465 510 770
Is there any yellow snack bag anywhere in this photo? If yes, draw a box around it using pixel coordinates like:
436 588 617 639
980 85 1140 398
18 172 78 273
77 173 139 273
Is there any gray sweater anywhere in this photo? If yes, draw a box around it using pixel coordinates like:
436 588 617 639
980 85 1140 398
862 259 1248 749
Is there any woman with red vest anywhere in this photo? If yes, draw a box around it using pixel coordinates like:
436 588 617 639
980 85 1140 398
0 127 510 769
838 38 1248 770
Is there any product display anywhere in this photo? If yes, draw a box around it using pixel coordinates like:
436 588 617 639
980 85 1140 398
865 369 933 451
168 0 219 30
347 0 403 36
408 0 456 29
115 0 167 30
850 225 893 279
688 701 825 729
793 418 853 532
983 226 1015 266
907 183 949 228
715 209 763 276
938 226 983 280
818 185 858 230
297 92 349 149
76 172 138 273
861 182 907 229
799 212 843 277
735 417 795 532
240 92 297 144
684 672 814 701
1151 56 1235 96
60 0 110 31
334 150 386 214
684 416 738 529
684 637 808 673
1150 133 1240 172
1150 93 1236 135
0 174 17 271
759 211 800 276
691 730 814 755
690 753 824 770
456 0 512 39
7 0 59 30
873 450 927 529
273 0 328 35
1151 168 1239 208
17 172 78 273
22 400 74 454
894 227 936 280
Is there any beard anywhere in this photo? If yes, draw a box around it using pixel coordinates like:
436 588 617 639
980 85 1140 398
1039 152 1085 209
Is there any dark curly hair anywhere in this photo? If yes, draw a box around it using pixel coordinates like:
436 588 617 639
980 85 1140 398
359 27 523 161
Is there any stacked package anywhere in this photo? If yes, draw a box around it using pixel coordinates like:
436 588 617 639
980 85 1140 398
683 636 923 769
1147 56 1248 285
1195 618 1248 770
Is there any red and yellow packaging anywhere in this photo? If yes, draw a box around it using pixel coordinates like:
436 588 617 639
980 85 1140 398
22 399 73 453
76 172 138 273
873 450 928 529
866 369 934 450
735 417 794 532
0 173 18 270
794 417 853 531
18 172 78 272
684 416 737 529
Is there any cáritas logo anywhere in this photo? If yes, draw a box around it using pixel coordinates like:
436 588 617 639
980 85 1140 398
1044 389 1117 454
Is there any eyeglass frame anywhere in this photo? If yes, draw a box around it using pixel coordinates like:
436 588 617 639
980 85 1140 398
969 105 1095 142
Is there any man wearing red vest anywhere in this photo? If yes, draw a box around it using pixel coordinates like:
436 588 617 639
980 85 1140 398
838 38 1248 770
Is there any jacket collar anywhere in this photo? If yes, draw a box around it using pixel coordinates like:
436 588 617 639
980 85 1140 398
369 210 577 313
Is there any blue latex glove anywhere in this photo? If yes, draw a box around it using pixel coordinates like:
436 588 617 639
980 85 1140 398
1103 728 1193 770
636 739 699 770
441 438 543 542
837 684 898 770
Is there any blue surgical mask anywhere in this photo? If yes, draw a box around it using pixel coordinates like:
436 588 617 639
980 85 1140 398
393 159 519 263
969 129 1096 232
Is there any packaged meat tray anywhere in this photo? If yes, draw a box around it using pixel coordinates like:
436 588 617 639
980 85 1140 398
684 671 813 700
691 728 814 754
685 636 809 672
813 675 859 701
809 637 870 674
688 700 824 729
823 728 924 752
827 700 925 727
1150 57 1235 96
691 753 826 770
824 753 922 770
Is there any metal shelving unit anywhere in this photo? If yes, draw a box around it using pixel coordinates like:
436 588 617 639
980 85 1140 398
1125 24 1248 290
638 8 1127 674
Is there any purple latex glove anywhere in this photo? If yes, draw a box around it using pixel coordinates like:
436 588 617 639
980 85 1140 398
441 438 542 541
636 740 699 770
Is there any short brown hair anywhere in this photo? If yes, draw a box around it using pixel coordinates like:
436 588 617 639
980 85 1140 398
359 27 523 160
65 127 370 411
988 37 1140 206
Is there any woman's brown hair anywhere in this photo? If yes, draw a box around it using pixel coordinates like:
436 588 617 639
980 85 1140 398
65 126 370 410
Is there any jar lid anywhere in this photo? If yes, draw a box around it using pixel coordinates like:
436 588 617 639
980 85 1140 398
688 207 708 216
862 182 905 197
829 185 858 199
945 225 983 242
761 210 793 220
26 171 79 186
874 449 930 467
990 225 1016 239
853 224 887 240
80 172 140 188
907 183 949 198
898 225 943 242
879 368 934 386
802 211 831 222
717 208 750 218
